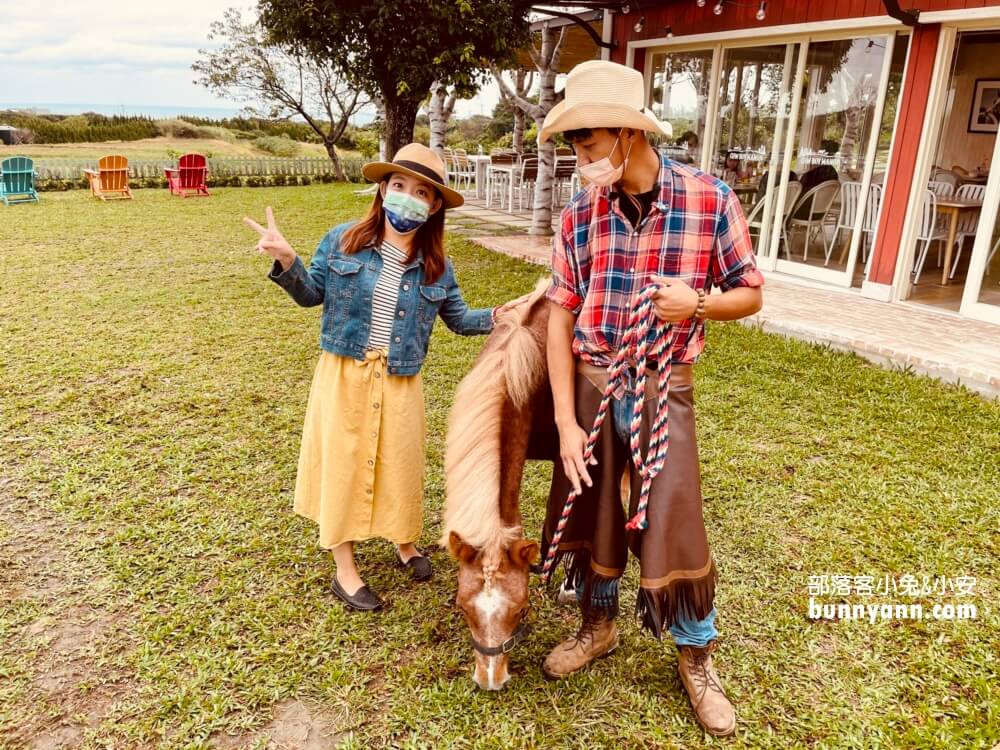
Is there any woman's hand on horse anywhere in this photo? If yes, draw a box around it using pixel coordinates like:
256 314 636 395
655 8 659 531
650 276 699 322
243 206 296 271
559 422 598 494
495 292 533 317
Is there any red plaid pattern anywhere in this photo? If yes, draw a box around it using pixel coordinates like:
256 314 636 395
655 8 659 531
546 156 763 365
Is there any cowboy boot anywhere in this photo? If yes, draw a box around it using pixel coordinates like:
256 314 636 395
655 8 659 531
677 640 736 737
542 609 619 679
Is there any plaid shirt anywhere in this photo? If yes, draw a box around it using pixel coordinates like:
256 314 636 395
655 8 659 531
546 155 763 366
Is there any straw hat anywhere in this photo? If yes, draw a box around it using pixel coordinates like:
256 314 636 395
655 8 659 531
361 142 464 208
539 60 673 144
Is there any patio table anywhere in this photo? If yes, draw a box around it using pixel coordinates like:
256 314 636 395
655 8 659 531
469 155 491 200
732 180 759 207
936 196 983 285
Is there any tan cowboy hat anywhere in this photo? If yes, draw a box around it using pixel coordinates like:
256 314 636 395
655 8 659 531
362 142 464 208
539 60 673 144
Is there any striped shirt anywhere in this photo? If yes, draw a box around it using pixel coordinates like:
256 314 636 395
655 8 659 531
546 155 763 366
368 241 410 351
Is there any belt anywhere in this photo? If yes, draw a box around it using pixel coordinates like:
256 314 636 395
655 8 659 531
576 359 693 388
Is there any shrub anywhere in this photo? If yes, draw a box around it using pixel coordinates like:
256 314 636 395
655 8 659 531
253 135 300 157
353 129 380 159
156 118 201 138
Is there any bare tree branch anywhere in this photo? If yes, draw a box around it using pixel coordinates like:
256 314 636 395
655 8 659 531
192 8 370 179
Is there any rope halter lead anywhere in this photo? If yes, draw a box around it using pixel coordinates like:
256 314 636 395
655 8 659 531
540 282 685 586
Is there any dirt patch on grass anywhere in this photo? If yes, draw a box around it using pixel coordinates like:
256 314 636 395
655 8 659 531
210 699 350 749
0 481 135 747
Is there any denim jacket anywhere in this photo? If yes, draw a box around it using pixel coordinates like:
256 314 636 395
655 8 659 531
268 222 495 375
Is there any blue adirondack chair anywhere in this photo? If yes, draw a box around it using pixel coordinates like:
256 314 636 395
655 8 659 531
0 156 39 205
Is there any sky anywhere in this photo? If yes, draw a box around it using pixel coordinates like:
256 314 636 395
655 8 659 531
0 0 501 120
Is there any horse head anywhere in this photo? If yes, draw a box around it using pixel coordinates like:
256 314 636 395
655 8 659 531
449 530 538 690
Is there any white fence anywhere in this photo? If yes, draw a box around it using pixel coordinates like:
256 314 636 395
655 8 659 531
31 156 364 181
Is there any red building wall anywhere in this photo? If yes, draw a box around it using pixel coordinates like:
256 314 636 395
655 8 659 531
610 0 999 63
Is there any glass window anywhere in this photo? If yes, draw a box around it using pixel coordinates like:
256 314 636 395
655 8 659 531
649 49 713 166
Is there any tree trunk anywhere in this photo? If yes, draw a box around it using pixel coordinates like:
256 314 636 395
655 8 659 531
428 81 456 157
512 108 525 153
383 97 421 162
323 139 347 181
528 26 564 236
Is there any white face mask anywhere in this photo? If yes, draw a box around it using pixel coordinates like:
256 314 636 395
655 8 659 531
578 133 633 187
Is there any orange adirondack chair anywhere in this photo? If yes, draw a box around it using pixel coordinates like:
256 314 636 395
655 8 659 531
83 155 133 200
164 153 210 197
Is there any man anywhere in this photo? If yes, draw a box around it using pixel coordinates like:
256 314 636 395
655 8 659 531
538 60 763 738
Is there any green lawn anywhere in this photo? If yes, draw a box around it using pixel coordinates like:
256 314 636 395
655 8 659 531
1 184 997 749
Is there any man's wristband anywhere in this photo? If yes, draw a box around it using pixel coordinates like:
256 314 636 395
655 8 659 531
694 288 707 320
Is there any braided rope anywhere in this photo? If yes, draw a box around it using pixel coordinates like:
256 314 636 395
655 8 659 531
540 284 676 584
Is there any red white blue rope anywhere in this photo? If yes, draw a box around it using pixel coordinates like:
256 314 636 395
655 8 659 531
541 283 676 585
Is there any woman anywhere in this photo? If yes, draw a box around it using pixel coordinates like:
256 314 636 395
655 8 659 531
244 143 524 612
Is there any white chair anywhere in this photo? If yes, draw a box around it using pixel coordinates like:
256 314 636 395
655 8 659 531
829 182 883 268
948 183 987 279
927 180 955 197
552 156 577 206
931 169 959 191
486 151 517 209
515 156 538 211
450 149 475 194
746 181 802 259
912 189 950 284
926 180 956 265
829 181 862 266
861 183 883 273
788 180 840 261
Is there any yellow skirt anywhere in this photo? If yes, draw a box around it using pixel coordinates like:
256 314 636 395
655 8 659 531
293 350 425 548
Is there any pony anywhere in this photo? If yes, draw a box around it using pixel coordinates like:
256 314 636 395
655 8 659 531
440 279 557 691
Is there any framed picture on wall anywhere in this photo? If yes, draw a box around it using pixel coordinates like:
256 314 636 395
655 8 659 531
969 78 1000 133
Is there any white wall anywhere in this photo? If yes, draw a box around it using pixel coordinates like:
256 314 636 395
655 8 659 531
937 40 1000 172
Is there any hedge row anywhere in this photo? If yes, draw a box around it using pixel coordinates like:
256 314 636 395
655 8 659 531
1 112 160 144
36 172 353 193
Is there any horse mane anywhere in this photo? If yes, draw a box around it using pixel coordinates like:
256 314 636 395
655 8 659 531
440 278 550 551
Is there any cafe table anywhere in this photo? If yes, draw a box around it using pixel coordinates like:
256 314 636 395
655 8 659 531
469 155 492 200
936 196 984 285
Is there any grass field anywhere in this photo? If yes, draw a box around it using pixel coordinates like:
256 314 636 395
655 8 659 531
0 138 357 162
1 184 997 749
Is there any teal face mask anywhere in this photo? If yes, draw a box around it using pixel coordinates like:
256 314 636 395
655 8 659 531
382 188 431 234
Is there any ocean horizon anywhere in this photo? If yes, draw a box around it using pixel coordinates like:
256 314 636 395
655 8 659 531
0 102 247 119
0 101 378 125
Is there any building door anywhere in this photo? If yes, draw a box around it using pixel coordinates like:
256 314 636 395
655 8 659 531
709 42 799 271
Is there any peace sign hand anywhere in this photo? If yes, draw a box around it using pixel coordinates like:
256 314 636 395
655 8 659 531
243 206 296 271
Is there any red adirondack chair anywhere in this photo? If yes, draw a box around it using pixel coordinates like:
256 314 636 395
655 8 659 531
83 155 133 200
164 153 210 197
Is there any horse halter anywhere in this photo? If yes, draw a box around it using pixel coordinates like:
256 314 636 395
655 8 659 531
470 618 532 656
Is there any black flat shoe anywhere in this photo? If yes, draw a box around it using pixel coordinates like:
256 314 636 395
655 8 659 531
330 577 384 611
396 552 433 582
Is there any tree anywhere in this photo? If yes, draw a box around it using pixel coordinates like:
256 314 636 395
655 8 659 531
493 21 565 236
256 0 534 160
496 69 534 154
192 8 367 181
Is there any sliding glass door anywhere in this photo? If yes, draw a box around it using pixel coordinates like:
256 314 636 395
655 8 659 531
770 33 904 286
711 43 798 267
